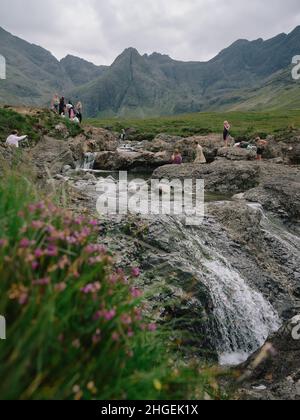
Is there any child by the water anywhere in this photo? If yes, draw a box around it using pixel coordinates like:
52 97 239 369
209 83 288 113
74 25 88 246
171 150 183 165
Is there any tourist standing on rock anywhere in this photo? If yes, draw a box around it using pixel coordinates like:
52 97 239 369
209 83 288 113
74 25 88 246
171 150 183 165
66 100 74 119
120 129 126 141
75 102 83 123
53 94 59 114
59 97 65 116
223 121 231 147
194 143 207 164
255 137 268 161
6 130 28 148
51 94 60 113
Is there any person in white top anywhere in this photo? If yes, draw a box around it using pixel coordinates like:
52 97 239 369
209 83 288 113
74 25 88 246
6 130 28 148
194 143 207 164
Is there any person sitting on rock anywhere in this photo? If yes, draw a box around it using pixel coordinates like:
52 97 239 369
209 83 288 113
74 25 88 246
171 150 183 165
6 130 28 148
255 137 268 161
194 143 207 164
223 121 231 147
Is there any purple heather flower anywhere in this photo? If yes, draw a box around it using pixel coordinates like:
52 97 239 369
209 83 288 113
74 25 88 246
148 323 157 332
35 248 44 258
32 277 50 286
0 239 8 248
19 238 31 248
131 288 143 298
31 261 39 270
46 245 58 257
131 267 141 278
103 309 116 321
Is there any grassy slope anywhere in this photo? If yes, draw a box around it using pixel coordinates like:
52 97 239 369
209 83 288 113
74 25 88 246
87 109 300 141
0 107 83 144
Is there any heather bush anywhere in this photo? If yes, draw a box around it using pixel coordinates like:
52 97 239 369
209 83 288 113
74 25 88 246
0 172 222 400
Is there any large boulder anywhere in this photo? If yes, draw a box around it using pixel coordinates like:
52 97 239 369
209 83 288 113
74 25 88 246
217 147 257 161
242 163 300 222
94 150 171 171
288 143 300 165
264 134 300 164
244 178 300 222
84 126 119 152
152 161 261 193
29 136 76 177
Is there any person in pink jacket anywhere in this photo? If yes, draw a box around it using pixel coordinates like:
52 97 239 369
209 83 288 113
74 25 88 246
6 130 28 148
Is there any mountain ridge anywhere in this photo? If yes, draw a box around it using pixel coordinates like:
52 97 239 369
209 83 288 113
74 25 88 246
1 25 300 117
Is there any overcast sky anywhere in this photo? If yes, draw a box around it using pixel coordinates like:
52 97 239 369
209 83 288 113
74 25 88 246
1 0 300 65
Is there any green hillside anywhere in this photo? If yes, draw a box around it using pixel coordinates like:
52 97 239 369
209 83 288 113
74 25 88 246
1 25 300 116
88 110 300 141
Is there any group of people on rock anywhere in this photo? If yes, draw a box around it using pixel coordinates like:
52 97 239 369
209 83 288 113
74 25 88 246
51 94 83 124
171 142 207 165
171 121 268 165
223 121 268 161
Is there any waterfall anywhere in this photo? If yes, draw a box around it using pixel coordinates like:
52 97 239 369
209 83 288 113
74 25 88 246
203 260 281 365
151 215 282 366
82 152 96 170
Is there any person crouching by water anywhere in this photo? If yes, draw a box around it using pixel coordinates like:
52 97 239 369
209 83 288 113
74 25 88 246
255 137 268 161
6 130 28 148
223 121 231 147
171 150 183 165
194 143 207 164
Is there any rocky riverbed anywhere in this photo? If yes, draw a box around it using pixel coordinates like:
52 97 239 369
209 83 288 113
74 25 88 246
1 115 300 400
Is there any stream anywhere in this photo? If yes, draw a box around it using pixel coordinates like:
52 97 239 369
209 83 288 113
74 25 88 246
73 170 300 366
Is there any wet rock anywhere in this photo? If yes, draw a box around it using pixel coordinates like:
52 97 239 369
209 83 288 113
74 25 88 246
29 136 76 177
236 317 300 400
84 126 119 152
217 147 256 161
152 160 260 193
94 150 171 171
244 166 300 223
53 123 70 139
289 143 300 165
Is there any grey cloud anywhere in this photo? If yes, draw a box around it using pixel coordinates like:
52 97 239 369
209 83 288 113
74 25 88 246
1 0 300 64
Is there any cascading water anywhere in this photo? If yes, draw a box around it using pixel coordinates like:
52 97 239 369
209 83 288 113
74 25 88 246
85 175 285 366
151 215 282 366
82 152 97 170
203 260 281 365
